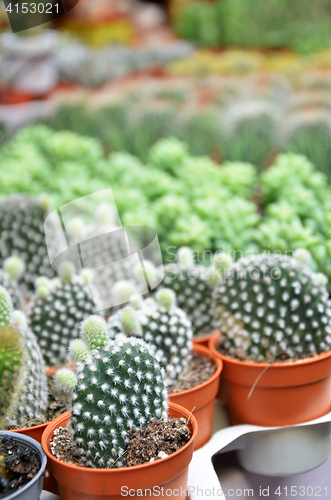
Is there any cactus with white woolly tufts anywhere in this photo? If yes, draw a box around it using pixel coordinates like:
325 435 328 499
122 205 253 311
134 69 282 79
213 252 331 362
28 261 97 366
56 316 168 468
108 288 193 385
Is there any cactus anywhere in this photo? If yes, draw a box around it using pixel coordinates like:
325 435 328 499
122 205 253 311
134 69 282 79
56 317 168 468
28 262 97 367
163 247 217 337
0 287 48 429
108 288 193 385
0 195 55 298
0 257 25 310
213 253 331 361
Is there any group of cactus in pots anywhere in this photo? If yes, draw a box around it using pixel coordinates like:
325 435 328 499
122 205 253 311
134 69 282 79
1 189 331 497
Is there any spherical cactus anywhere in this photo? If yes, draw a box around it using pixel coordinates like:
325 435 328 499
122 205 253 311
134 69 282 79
213 253 331 362
0 287 48 428
56 324 168 468
28 262 98 366
108 289 193 385
163 246 216 337
0 195 55 298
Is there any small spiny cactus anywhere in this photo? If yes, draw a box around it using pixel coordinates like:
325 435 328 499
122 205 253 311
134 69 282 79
213 252 331 361
0 286 48 428
108 288 193 385
28 261 97 366
56 316 168 468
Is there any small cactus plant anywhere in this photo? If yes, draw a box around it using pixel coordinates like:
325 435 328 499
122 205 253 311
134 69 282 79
28 261 97 366
56 316 168 468
108 288 193 385
213 252 331 361
0 286 48 429
163 247 232 338
0 195 55 298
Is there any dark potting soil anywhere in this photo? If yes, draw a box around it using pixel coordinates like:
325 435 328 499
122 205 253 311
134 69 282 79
216 334 317 363
0 435 40 498
126 417 191 466
167 354 216 393
50 417 191 468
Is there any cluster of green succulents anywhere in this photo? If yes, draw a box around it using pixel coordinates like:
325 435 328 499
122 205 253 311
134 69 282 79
0 287 48 428
28 262 97 367
56 316 168 468
213 252 331 361
173 0 331 52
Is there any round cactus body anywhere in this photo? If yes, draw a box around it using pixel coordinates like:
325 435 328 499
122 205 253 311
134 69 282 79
108 289 193 385
163 247 215 337
213 253 331 361
0 195 55 298
0 287 48 428
57 325 168 468
28 271 97 366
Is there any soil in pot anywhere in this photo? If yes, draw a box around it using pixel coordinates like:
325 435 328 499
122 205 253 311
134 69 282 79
50 417 191 468
0 435 40 498
168 352 216 393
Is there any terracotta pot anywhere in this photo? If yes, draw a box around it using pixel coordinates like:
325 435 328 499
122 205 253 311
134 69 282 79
209 333 331 426
169 344 222 449
42 403 198 500
192 330 219 348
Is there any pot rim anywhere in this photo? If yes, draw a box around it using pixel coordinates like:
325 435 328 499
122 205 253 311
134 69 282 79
42 402 198 474
0 430 47 500
168 344 222 397
209 331 331 369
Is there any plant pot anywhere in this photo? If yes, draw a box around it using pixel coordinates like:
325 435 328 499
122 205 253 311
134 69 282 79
192 330 219 348
0 30 58 97
168 344 222 450
42 403 198 500
209 333 331 426
0 431 47 500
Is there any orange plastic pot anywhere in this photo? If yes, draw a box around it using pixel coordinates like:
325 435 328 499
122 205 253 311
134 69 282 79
209 333 331 426
192 330 219 348
42 403 198 500
169 344 222 449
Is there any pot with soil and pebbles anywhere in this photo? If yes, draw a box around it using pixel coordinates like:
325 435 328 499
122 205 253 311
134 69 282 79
108 288 223 448
0 431 47 500
210 250 331 427
42 326 197 500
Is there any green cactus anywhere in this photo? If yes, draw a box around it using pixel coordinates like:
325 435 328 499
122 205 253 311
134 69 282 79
28 262 97 366
0 195 55 298
0 287 48 428
213 253 331 361
109 289 193 385
163 247 217 337
56 317 168 468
